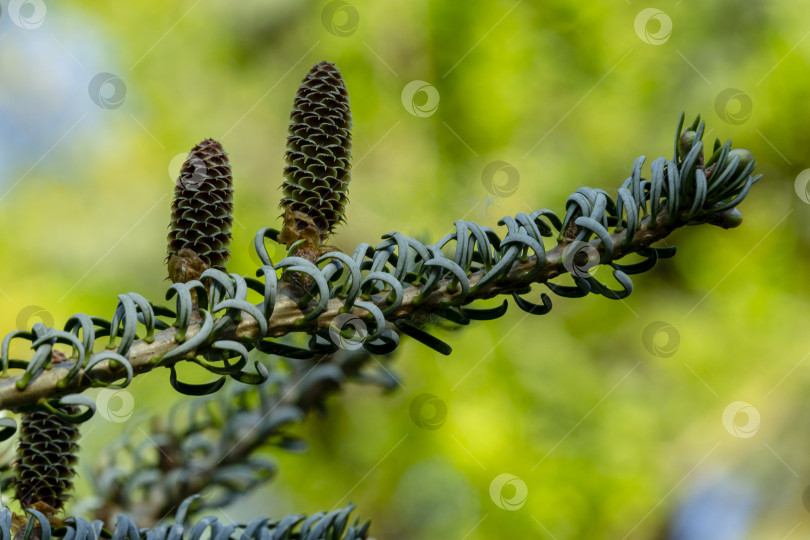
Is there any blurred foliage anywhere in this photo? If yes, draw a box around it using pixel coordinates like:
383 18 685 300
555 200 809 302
1 0 809 538
0 497 370 540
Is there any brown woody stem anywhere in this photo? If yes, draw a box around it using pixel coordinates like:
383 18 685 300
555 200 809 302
0 208 737 410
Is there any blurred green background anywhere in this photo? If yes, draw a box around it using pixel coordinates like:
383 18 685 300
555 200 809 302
1 0 810 538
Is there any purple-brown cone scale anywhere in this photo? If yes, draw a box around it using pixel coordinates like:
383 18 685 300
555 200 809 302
280 61 352 246
167 139 234 282
14 352 79 513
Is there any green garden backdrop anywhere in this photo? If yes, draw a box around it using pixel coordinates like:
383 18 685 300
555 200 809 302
1 1 809 538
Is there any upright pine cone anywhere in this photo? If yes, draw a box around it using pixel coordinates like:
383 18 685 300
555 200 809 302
167 139 234 283
280 61 352 255
14 353 79 513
